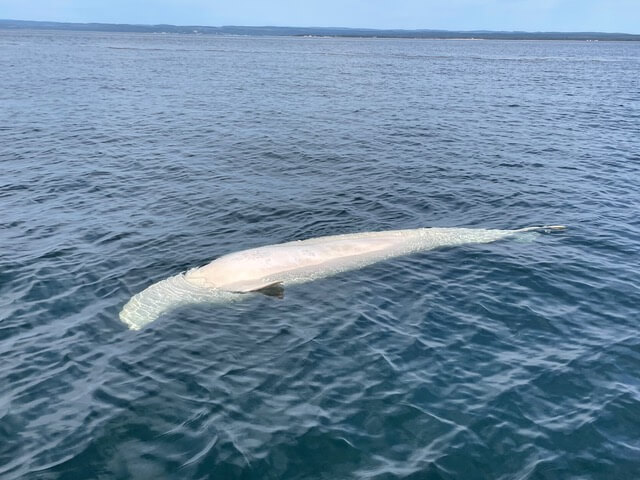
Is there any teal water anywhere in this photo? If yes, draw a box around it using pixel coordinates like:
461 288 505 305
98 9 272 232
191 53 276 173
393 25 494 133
1 31 639 479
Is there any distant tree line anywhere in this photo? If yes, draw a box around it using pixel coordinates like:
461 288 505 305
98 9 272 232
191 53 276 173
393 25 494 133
1 19 638 41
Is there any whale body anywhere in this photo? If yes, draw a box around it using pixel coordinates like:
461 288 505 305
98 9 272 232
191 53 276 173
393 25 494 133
119 225 565 330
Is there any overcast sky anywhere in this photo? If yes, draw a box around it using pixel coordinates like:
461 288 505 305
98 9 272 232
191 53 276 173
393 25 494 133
1 0 638 33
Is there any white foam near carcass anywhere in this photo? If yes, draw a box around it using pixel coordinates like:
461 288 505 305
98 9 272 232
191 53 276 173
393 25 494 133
119 225 566 330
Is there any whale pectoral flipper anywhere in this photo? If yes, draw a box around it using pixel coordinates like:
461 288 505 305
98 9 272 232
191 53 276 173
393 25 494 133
255 282 285 299
232 281 285 299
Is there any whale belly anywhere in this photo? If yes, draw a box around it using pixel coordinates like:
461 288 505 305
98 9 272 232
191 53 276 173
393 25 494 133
185 236 397 292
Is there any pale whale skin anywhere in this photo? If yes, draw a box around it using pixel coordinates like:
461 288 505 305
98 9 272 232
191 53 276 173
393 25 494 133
119 225 565 330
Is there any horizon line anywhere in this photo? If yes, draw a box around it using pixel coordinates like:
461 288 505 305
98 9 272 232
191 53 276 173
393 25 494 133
1 18 639 37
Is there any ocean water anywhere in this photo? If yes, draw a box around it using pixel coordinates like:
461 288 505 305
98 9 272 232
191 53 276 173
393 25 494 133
1 30 639 479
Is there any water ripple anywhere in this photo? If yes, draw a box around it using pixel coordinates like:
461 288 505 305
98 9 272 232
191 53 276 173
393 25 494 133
1 31 640 479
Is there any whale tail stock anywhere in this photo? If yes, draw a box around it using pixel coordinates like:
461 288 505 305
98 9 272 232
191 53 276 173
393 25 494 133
513 225 567 234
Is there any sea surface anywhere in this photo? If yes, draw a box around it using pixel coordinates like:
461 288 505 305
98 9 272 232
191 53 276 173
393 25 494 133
1 30 639 479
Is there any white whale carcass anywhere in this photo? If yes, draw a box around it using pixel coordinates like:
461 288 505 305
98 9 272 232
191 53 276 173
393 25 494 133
119 225 565 330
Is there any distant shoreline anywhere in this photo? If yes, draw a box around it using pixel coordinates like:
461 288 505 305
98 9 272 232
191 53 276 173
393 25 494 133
1 19 639 41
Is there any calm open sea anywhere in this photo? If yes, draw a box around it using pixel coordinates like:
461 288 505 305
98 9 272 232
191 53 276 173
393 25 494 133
1 30 639 479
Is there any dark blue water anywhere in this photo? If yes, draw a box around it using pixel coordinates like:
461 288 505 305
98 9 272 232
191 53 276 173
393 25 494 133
1 30 640 479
